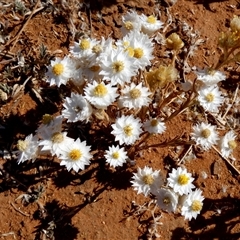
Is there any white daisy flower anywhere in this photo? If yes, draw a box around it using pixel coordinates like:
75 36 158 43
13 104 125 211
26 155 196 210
16 134 39 164
156 188 179 213
46 56 75 87
104 145 128 168
167 167 195 196
69 37 99 59
122 30 154 70
140 14 164 36
131 166 164 196
59 138 92 172
118 82 151 109
99 47 137 86
197 85 224 112
181 189 204 220
143 118 166 134
195 68 226 86
121 10 142 36
38 131 74 157
62 93 93 122
219 130 237 158
111 115 143 145
191 122 219 150
84 80 119 109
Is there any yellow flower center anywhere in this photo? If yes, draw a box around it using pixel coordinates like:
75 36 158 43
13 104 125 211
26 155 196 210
201 129 211 138
228 140 237 149
205 93 214 102
126 46 134 57
42 114 53 125
51 132 64 143
69 149 82 161
17 140 28 151
191 200 203 212
90 65 100 72
52 63 64 76
80 39 91 50
133 48 144 59
93 83 108 97
177 174 189 185
112 61 124 73
92 44 102 54
163 197 170 205
123 125 133 136
129 88 141 99
142 174 154 185
207 68 216 76
147 15 156 24
112 152 119 159
150 119 159 127
124 21 134 30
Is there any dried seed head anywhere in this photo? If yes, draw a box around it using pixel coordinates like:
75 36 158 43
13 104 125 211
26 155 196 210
146 65 178 91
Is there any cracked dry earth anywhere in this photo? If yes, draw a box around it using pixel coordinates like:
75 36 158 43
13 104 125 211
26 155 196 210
0 0 240 240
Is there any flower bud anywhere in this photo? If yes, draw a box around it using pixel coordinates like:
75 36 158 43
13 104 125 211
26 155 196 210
166 33 184 51
230 15 240 32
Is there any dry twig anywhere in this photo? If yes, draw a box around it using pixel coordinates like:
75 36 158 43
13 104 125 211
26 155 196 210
212 145 240 175
10 202 30 217
4 0 42 52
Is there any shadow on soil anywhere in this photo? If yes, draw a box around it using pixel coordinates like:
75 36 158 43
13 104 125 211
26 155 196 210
171 196 240 240
190 0 228 12
33 200 80 240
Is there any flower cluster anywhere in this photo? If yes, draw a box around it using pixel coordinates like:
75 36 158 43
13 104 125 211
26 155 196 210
14 9 239 224
131 166 204 220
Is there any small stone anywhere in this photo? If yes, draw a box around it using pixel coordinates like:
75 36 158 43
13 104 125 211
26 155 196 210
212 161 222 177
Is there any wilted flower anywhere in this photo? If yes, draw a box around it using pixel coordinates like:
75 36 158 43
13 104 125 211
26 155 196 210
146 65 178 91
